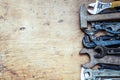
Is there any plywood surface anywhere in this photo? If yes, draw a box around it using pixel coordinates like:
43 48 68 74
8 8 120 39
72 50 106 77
0 0 112 80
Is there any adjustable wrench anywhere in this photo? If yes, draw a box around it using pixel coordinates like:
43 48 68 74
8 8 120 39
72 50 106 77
81 67 120 80
94 46 120 58
79 48 120 68
88 0 120 14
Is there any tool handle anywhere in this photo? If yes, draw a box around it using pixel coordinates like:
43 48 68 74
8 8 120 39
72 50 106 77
88 13 120 21
111 1 120 8
106 48 120 55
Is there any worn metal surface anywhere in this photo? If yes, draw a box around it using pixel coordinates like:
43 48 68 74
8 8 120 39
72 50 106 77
82 34 120 48
80 4 87 29
94 46 120 58
91 22 120 34
88 0 112 14
80 4 120 29
81 67 120 80
80 48 120 68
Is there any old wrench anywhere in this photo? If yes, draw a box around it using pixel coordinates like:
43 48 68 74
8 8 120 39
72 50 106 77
82 34 120 48
94 46 120 58
88 0 120 14
79 48 120 68
91 22 120 34
80 4 120 29
81 67 120 80
99 64 120 70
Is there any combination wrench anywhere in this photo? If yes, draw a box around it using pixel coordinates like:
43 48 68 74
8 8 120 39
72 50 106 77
79 48 120 68
94 46 120 58
82 34 120 48
81 67 120 80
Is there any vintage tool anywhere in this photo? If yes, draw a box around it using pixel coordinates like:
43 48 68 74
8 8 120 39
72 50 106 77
79 48 120 68
83 21 120 35
81 67 120 80
99 64 120 70
91 22 120 34
82 34 120 48
99 8 120 14
80 4 120 29
94 46 120 58
88 0 120 14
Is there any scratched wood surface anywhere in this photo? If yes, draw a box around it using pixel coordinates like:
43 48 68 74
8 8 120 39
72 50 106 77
0 0 112 80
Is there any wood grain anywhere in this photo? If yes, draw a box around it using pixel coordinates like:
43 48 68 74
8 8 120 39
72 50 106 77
0 0 112 80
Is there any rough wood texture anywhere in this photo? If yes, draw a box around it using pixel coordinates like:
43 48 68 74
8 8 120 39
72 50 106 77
0 0 112 80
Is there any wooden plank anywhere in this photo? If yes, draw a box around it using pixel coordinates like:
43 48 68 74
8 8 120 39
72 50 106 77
0 0 112 80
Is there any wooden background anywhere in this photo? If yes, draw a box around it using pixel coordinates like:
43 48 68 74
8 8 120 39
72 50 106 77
0 0 112 80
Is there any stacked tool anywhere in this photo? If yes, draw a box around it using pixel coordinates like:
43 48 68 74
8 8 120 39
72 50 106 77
79 0 120 80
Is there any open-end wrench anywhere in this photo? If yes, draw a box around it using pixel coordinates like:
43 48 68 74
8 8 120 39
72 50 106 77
79 48 120 68
94 46 120 58
82 34 120 48
99 64 120 70
88 0 120 14
91 22 120 34
81 67 120 80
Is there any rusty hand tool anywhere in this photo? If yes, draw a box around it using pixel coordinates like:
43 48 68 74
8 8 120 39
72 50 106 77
94 46 120 58
91 21 120 34
99 6 120 14
83 21 120 35
80 4 120 29
82 34 120 48
88 0 120 14
81 67 120 80
99 64 120 70
79 48 120 68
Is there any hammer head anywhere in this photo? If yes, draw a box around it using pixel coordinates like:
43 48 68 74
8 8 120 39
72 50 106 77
80 4 87 29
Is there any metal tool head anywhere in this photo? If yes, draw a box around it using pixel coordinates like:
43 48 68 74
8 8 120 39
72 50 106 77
81 67 120 80
80 4 88 29
81 67 86 80
80 3 120 29
80 48 120 68
80 48 97 68
88 0 111 14
81 67 92 80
